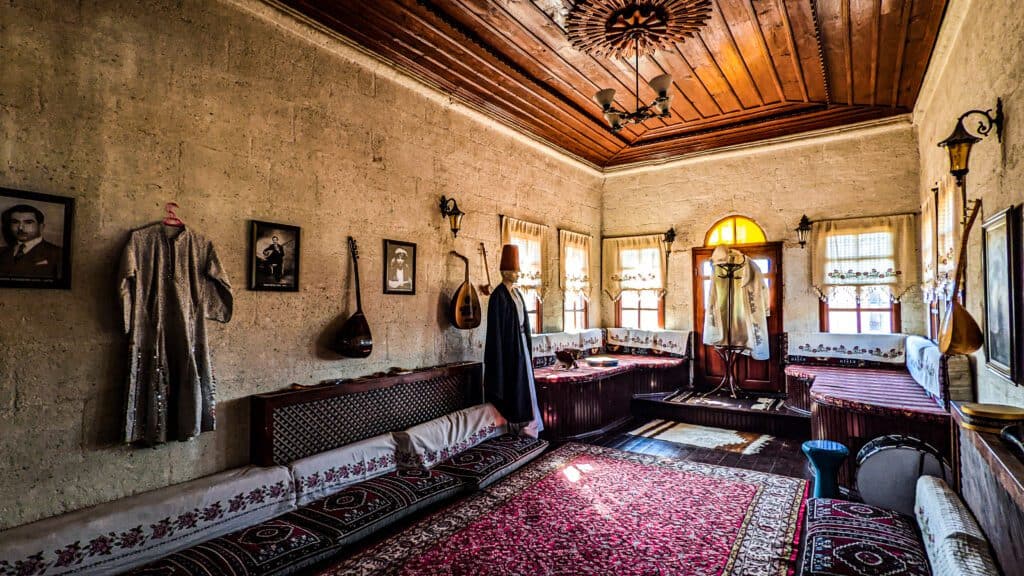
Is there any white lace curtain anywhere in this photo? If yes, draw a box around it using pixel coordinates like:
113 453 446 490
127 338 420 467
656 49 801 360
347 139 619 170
936 174 961 298
810 213 919 302
921 188 937 302
559 229 591 301
501 216 545 300
602 234 666 302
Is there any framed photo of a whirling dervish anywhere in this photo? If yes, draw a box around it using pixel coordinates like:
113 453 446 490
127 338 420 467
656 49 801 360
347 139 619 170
249 220 300 291
0 188 74 289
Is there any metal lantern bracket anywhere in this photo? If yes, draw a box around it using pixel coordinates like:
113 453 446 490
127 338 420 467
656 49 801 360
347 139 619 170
937 98 1004 222
439 196 465 238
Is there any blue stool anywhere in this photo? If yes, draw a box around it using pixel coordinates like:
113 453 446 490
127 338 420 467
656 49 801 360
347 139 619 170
802 440 849 499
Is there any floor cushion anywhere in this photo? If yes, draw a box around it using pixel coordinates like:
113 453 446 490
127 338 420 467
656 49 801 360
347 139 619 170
124 468 465 576
803 498 931 576
434 434 548 488
122 514 338 576
286 467 465 547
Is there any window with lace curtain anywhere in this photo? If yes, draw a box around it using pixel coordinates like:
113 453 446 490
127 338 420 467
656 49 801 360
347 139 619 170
602 234 666 331
502 216 544 334
811 214 918 334
560 230 591 331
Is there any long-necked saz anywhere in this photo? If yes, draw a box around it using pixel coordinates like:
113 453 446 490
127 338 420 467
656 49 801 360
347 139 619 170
333 237 373 357
939 200 984 355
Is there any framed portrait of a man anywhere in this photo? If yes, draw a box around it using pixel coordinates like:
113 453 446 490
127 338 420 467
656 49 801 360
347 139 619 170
0 188 74 289
982 205 1020 382
249 220 300 291
383 239 416 295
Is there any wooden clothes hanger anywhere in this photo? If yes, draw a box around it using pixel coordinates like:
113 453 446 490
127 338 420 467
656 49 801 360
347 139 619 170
162 202 184 227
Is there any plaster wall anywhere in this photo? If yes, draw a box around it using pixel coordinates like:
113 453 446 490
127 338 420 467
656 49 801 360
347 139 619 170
601 120 925 336
0 0 602 528
913 0 1024 407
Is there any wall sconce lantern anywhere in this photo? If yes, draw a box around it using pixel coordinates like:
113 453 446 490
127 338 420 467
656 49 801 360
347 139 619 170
663 227 677 253
439 196 465 238
938 98 1003 188
795 215 812 248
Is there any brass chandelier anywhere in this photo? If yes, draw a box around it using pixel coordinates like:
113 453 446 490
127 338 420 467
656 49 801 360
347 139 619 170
567 0 712 131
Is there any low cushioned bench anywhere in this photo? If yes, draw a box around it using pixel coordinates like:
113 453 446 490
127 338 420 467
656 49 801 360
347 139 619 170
0 363 548 576
784 333 971 486
530 328 689 441
802 476 998 575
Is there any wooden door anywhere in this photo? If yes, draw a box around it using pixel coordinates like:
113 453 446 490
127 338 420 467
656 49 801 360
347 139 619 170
692 243 784 393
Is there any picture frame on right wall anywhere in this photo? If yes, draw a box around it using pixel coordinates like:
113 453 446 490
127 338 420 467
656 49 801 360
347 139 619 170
982 205 1021 383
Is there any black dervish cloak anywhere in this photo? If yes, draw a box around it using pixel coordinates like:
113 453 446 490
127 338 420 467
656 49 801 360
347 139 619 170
483 282 534 423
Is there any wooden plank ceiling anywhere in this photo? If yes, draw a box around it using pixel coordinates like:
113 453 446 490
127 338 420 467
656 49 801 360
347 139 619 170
281 0 948 168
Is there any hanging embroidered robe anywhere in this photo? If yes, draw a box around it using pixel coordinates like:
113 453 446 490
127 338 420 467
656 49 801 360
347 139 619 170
119 223 233 445
702 246 771 360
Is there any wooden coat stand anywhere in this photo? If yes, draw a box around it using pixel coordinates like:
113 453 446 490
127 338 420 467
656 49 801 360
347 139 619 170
704 259 751 399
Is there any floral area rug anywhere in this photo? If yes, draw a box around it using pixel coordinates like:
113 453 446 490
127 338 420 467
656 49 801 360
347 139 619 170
318 443 807 576
628 419 775 455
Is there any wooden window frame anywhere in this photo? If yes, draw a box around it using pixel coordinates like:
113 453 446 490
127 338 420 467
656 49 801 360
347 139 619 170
819 298 902 334
562 292 589 331
615 290 665 330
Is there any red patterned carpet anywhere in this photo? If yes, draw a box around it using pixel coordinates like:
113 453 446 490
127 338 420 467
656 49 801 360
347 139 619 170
319 443 808 575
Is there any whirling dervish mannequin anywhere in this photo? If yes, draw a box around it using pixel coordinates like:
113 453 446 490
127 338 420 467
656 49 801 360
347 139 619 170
702 245 771 361
484 244 543 438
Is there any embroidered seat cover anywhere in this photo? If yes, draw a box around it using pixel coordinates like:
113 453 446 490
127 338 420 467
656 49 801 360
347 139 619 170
803 498 931 576
434 434 548 488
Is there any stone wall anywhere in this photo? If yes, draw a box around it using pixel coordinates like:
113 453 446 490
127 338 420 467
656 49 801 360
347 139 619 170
0 0 602 528
913 0 1024 407
601 119 925 335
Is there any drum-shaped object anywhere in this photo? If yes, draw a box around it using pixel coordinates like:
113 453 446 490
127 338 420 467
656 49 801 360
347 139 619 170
855 435 949 516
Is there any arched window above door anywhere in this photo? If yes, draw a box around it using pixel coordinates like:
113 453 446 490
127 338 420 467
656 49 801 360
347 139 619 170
704 216 766 246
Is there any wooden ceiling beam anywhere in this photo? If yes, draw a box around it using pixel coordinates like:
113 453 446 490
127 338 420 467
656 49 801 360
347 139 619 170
276 0 946 168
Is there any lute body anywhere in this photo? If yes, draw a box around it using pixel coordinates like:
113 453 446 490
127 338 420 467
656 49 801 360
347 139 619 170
333 237 373 357
449 251 482 329
939 201 983 355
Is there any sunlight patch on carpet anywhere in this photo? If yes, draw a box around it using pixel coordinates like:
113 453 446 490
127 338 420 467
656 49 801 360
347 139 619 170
628 419 774 455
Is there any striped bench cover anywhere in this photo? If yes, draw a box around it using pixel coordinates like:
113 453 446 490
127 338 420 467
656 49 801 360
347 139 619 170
785 365 946 422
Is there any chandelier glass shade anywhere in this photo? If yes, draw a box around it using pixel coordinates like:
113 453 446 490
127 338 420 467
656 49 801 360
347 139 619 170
567 0 712 132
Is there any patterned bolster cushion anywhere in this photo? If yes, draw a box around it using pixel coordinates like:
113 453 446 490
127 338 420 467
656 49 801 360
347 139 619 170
394 403 507 469
905 336 973 404
531 334 552 358
290 433 398 507
787 331 907 364
650 330 688 357
802 498 931 576
0 466 295 576
915 476 999 576
577 328 604 355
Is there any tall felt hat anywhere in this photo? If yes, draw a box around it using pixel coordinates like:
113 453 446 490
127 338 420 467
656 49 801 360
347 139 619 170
499 244 520 272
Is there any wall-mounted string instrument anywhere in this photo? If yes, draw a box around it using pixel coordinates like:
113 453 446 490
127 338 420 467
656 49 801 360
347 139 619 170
939 200 983 355
478 242 493 296
333 237 373 357
449 251 482 329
